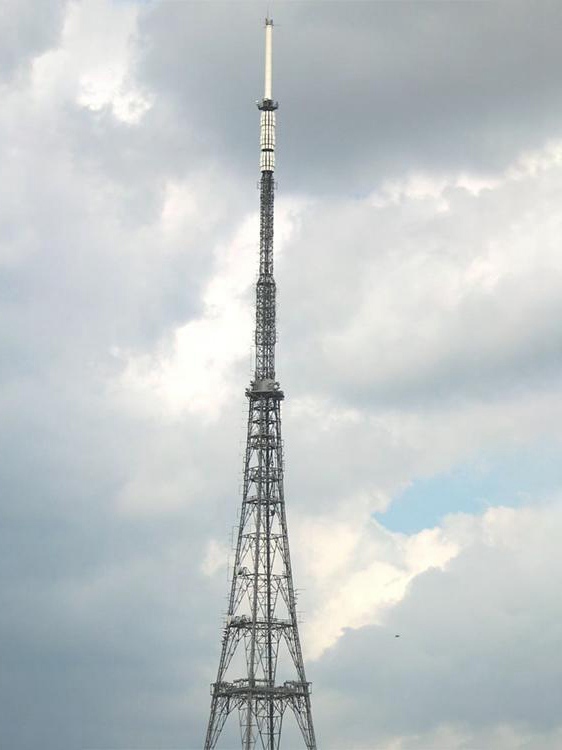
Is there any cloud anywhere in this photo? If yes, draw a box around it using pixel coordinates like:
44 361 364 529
295 505 459 659
31 0 151 124
0 0 69 81
314 501 562 748
278 141 562 408
2 2 562 749
118 195 305 418
136 1 562 191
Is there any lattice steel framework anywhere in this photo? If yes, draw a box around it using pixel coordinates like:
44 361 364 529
204 19 316 750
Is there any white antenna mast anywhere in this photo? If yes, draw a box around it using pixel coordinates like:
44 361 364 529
264 17 273 99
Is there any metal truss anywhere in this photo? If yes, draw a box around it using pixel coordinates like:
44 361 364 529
204 168 316 749
204 383 316 750
204 19 316 750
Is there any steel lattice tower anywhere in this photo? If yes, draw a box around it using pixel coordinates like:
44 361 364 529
204 19 316 750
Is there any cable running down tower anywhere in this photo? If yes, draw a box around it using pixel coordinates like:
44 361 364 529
204 19 317 750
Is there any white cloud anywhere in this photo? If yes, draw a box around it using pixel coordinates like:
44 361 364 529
282 385 562 659
280 139 562 407
32 0 151 123
201 539 229 578
294 502 459 659
315 499 562 748
119 197 306 418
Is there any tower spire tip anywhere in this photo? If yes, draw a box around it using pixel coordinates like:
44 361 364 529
263 16 273 100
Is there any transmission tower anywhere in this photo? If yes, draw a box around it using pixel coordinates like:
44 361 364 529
203 18 317 750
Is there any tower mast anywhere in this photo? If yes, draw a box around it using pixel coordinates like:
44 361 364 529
204 19 317 750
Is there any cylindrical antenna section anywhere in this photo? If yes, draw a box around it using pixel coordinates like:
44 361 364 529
264 18 273 99
258 18 277 172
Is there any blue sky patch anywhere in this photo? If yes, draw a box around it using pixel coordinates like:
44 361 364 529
376 442 562 534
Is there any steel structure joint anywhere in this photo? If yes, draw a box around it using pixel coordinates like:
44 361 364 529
257 99 279 111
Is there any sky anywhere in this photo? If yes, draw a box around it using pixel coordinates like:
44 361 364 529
2 1 562 748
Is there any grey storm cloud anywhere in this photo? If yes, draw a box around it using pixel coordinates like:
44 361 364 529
0 373 244 749
136 1 562 191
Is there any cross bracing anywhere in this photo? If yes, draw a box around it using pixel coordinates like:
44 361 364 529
203 18 316 750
